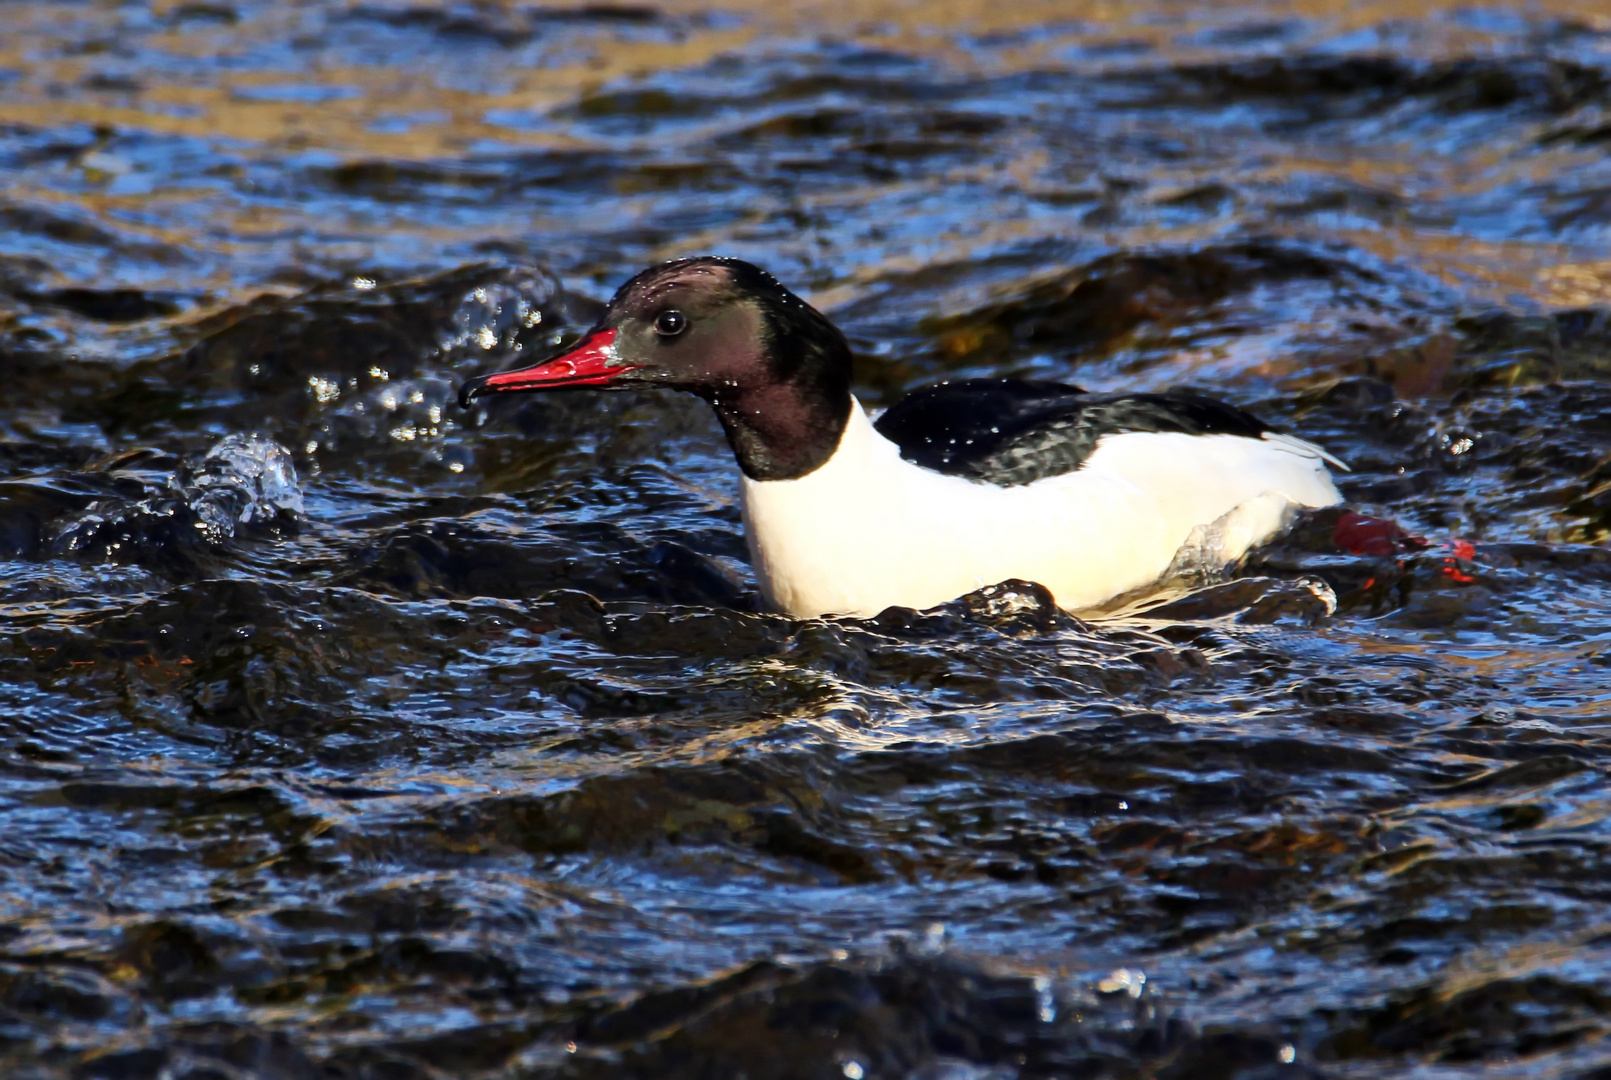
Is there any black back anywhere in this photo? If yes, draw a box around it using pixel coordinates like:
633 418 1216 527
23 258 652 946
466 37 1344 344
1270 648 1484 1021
873 378 1272 487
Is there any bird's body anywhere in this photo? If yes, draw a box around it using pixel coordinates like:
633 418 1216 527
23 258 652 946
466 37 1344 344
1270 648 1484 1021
742 396 1339 617
460 257 1345 619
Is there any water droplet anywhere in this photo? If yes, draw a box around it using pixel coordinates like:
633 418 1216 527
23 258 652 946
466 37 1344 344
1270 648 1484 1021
1097 967 1145 998
1034 975 1055 1022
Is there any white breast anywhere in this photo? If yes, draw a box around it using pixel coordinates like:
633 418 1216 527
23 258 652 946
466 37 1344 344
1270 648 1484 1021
739 397 1342 618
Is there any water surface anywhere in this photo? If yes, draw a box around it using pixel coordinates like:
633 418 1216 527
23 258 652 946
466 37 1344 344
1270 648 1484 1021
1 1 1610 1077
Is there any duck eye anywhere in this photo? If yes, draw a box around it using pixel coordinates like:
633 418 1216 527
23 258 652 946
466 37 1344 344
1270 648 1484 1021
653 309 688 337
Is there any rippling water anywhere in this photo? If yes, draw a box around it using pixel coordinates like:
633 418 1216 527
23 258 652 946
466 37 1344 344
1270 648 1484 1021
2 1 1610 1077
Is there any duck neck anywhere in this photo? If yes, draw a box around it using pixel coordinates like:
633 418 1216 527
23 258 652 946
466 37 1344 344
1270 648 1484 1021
711 382 853 481
705 317 854 482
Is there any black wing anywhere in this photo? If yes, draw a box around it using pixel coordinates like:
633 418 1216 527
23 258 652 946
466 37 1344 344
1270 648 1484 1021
872 378 1271 487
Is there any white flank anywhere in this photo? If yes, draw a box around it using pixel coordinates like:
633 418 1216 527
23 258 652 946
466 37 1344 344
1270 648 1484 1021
740 397 1342 618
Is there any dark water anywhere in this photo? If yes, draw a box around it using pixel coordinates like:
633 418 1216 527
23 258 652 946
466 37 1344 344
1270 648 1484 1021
2 1 1611 1077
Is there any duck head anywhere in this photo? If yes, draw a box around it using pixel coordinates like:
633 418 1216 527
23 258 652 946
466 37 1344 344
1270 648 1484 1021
459 257 853 481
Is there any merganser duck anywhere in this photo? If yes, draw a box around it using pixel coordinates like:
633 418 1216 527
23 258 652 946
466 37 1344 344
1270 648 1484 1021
459 257 1345 618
